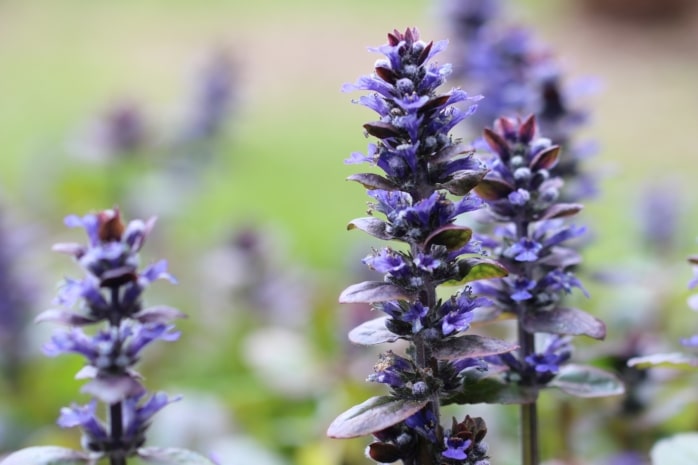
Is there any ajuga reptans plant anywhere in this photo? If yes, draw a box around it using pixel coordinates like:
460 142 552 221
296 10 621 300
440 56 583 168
327 27 522 465
0 209 217 465
471 116 623 465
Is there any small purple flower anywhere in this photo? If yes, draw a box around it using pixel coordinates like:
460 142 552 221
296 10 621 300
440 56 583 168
405 408 438 443
509 277 536 302
443 436 472 460
363 249 408 276
505 238 542 262
404 302 429 333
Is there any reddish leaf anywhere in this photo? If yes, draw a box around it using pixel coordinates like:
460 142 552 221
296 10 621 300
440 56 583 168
522 307 606 340
473 178 514 201
530 145 560 171
539 203 583 220
432 335 517 360
439 170 487 196
339 281 415 304
364 121 402 139
518 114 537 143
327 396 428 439
431 143 473 164
482 128 510 160
374 65 396 84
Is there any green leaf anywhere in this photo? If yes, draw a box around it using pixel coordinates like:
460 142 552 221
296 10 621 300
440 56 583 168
347 217 391 240
444 374 538 405
445 258 508 285
138 447 218 464
650 433 698 465
628 352 697 370
522 307 606 340
348 317 402 345
327 396 428 439
432 335 517 360
548 364 624 398
424 226 472 251
0 447 92 465
339 281 415 304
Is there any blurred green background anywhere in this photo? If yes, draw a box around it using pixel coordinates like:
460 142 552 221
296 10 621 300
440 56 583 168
1 0 698 464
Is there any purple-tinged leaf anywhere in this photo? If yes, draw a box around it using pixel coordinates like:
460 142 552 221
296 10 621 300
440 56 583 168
81 375 145 404
518 114 537 143
424 226 472 251
470 307 515 326
482 128 510 160
416 40 434 65
530 145 560 171
446 258 508 285
364 121 402 139
444 375 538 405
138 447 218 464
539 203 583 220
347 173 398 191
420 95 450 114
374 65 397 84
432 335 517 360
339 281 415 304
348 317 402 345
628 353 697 370
132 306 188 324
473 178 514 201
34 309 98 326
548 364 624 398
327 396 428 439
688 255 698 265
347 218 391 240
367 442 402 463
522 307 606 339
431 143 473 164
0 446 92 465
438 170 487 196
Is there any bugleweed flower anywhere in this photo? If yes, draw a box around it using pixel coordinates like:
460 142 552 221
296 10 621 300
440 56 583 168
327 27 517 465
472 116 621 465
1 208 217 465
445 0 597 201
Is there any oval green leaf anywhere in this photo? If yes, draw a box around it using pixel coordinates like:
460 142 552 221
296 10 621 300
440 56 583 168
650 433 698 465
327 396 428 439
138 447 218 464
444 374 538 405
548 364 624 398
424 226 472 251
348 317 402 345
0 446 91 465
446 258 508 285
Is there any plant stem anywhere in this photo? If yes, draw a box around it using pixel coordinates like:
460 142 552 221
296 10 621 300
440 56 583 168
110 402 127 465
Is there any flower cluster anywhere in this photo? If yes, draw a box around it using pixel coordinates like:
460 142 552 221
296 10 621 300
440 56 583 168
36 209 185 461
446 0 597 201
328 27 516 465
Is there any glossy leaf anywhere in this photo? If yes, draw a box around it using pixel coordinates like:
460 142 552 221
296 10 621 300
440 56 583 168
529 145 560 171
650 433 698 465
347 173 398 191
628 353 697 370
138 447 218 464
424 226 472 251
482 128 510 160
473 178 514 201
431 142 472 164
432 335 517 360
444 375 537 405
439 170 487 196
522 307 606 339
446 258 508 285
347 217 391 240
348 317 401 345
364 121 402 139
518 114 536 143
0 446 92 465
548 364 624 398
339 281 415 304
327 396 428 439
539 203 583 220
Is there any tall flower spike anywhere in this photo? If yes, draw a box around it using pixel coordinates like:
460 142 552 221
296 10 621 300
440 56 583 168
328 27 517 465
1 209 217 465
472 116 622 465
